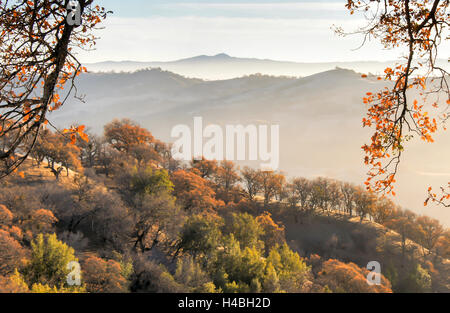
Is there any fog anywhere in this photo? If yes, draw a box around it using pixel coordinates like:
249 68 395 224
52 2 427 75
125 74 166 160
52 60 450 226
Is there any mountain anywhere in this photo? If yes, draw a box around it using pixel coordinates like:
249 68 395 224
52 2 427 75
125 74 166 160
51 68 450 226
83 54 450 80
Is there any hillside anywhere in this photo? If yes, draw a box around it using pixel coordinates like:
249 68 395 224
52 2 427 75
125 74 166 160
49 68 450 226
2 158 448 293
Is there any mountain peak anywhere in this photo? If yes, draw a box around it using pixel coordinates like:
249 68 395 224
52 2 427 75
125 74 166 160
213 53 231 58
180 53 232 62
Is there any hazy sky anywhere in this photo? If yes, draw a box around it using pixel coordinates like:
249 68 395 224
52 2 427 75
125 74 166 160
77 0 447 63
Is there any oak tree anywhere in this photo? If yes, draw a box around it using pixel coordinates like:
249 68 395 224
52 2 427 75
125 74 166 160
0 0 108 177
341 0 449 205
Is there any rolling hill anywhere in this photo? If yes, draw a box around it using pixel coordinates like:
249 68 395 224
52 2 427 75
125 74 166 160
50 67 450 226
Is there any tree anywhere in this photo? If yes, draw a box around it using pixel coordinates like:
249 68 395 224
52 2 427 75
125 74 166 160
285 177 312 223
22 233 77 288
402 263 432 293
435 231 450 259
214 239 311 293
191 157 218 179
129 143 160 169
317 259 392 293
262 263 281 293
340 1 449 203
29 130 48 168
228 246 266 292
0 204 13 226
63 186 132 249
174 257 217 293
127 167 174 197
256 212 286 253
309 177 331 213
224 213 264 250
103 119 164 170
353 187 376 222
77 132 102 168
327 180 343 214
415 215 444 256
178 213 223 261
0 229 26 276
23 209 58 235
214 161 241 204
241 167 263 202
34 129 82 179
131 192 181 253
0 0 108 177
260 171 285 207
104 119 155 154
385 209 418 264
156 141 180 173
95 139 119 177
290 177 312 211
266 243 312 292
215 237 266 293
0 270 29 293
82 256 128 293
373 197 396 225
340 182 356 216
130 255 185 293
116 166 179 252
171 169 223 212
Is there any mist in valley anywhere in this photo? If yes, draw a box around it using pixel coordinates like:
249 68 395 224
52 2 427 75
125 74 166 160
52 57 450 226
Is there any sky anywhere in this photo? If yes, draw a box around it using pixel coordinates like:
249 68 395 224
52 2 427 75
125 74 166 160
76 0 429 63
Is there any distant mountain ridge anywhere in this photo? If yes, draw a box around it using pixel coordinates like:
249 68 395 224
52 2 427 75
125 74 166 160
84 53 449 80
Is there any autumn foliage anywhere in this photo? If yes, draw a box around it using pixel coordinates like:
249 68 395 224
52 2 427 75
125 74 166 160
0 118 448 293
318 259 392 293
341 0 449 204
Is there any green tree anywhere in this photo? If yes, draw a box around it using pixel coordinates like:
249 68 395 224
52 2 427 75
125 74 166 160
224 213 264 250
262 263 281 293
129 167 174 196
179 214 223 261
213 236 266 293
22 234 77 288
404 264 432 293
174 257 218 293
267 244 311 292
